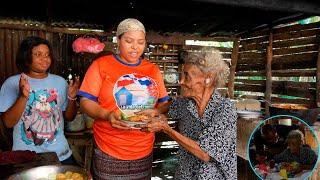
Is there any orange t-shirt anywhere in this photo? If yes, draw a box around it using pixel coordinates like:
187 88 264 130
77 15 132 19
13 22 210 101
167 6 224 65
78 54 169 160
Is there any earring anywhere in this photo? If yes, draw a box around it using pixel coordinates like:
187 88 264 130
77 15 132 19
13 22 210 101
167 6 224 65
205 78 210 84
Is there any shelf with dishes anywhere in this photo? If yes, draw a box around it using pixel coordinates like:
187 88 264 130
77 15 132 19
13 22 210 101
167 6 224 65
146 43 183 97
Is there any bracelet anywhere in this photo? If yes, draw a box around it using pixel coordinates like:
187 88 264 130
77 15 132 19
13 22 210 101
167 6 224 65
68 95 77 101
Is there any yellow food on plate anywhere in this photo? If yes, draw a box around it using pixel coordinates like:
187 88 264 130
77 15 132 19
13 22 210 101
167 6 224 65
55 171 84 180
127 115 149 122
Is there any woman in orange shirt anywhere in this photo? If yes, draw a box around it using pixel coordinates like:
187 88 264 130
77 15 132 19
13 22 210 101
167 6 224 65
78 18 169 179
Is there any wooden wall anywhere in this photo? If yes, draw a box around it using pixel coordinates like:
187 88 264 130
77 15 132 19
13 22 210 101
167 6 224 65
232 21 320 109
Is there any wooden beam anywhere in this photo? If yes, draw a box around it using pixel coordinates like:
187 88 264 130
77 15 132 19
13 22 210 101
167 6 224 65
228 38 239 99
317 35 320 107
265 32 273 117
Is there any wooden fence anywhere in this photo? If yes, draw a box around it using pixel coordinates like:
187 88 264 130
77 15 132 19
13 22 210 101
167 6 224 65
229 21 320 113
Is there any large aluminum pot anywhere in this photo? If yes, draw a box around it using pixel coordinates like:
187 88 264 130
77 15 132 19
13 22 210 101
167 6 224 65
6 165 92 180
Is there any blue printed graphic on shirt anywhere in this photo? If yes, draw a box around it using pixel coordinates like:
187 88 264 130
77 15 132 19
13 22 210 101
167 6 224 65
21 88 62 146
113 73 159 117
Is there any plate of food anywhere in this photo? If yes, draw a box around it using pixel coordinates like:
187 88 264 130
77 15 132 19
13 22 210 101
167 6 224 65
121 113 149 129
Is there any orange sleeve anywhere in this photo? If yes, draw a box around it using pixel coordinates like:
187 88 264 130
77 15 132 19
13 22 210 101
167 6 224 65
78 60 102 102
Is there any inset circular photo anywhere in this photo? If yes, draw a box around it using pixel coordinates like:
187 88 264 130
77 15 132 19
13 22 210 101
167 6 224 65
247 115 319 179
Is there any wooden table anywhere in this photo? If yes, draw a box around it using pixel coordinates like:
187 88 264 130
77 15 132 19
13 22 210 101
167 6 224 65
0 152 61 179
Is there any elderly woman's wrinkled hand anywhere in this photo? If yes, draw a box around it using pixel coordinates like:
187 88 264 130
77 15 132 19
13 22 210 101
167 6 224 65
108 110 130 130
135 109 160 118
140 114 168 132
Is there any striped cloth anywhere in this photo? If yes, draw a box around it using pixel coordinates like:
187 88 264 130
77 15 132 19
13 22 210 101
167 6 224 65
93 146 153 180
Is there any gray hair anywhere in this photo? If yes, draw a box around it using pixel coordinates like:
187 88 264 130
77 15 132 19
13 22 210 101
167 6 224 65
287 130 304 144
183 47 229 88
116 18 146 37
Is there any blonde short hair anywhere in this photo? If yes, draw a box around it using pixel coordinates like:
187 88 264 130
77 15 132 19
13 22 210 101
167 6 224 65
183 47 229 88
116 18 146 37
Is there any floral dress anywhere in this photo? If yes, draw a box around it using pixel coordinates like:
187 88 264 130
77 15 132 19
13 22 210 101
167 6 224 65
168 91 237 180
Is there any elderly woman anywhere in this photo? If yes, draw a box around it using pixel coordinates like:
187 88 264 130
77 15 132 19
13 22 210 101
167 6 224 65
274 129 318 172
142 47 237 179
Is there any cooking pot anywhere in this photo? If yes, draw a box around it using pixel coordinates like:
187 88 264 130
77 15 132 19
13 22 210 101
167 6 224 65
6 165 92 180
269 104 319 126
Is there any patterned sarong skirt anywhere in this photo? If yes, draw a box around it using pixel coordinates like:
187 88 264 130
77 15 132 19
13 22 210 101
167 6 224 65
93 146 153 180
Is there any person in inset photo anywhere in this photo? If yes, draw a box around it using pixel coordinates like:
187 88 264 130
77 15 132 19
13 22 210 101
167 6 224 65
250 121 302 163
273 129 318 173
248 118 319 179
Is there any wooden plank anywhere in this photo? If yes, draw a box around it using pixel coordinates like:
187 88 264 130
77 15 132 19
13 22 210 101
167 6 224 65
11 30 19 74
272 60 316 70
236 63 265 71
265 33 273 117
235 84 265 92
239 51 265 59
273 45 318 56
236 70 316 77
239 42 268 52
235 79 265 85
272 84 316 100
273 29 320 41
273 22 320 34
237 58 264 64
273 36 318 48
240 36 269 46
241 28 269 39
271 97 313 105
0 29 5 85
273 81 315 89
4 29 13 78
236 71 266 76
273 52 318 64
272 69 316 77
228 38 239 99
317 38 320 107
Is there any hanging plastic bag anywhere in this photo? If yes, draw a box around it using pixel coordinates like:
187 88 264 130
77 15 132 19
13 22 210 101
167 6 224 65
72 34 105 54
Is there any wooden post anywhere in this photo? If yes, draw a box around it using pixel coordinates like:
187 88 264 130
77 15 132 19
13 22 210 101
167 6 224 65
265 32 273 117
316 35 320 107
228 37 240 99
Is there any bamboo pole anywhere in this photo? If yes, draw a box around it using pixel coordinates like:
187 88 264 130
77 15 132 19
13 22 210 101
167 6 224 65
265 32 273 117
228 37 240 99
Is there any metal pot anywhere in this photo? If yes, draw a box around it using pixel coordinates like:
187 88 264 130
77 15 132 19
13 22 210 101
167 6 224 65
6 165 92 180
